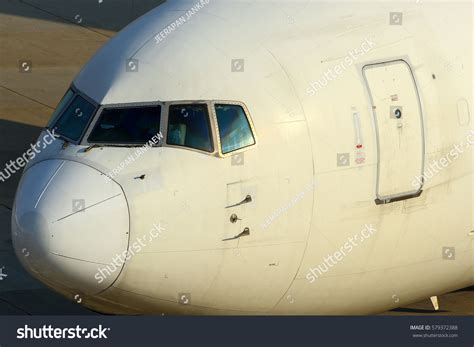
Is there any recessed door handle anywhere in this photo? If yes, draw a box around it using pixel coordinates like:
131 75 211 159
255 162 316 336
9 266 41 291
222 227 250 241
225 195 252 209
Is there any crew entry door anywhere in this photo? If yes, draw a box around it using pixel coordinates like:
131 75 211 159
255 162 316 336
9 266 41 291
363 60 425 204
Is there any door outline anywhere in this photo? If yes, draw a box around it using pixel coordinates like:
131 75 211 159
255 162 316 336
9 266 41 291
362 59 426 204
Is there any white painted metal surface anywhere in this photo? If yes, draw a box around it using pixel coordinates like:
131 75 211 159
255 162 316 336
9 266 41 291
11 0 474 314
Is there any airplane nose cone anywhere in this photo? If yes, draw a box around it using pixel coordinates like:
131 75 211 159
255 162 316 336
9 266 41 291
12 159 130 295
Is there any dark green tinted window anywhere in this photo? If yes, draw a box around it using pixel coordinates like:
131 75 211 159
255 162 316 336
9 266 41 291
215 104 255 154
48 89 74 127
88 105 161 144
167 104 213 152
53 95 95 142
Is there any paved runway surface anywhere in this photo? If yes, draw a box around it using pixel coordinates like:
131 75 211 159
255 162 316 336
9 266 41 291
0 0 472 315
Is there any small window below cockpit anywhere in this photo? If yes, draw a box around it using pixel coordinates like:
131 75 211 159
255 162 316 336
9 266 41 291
167 104 214 153
214 104 256 154
88 105 161 145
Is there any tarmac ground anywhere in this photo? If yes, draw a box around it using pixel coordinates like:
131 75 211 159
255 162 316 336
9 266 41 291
0 0 472 315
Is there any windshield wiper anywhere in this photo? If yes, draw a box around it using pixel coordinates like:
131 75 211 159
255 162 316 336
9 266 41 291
84 143 156 152
84 143 103 152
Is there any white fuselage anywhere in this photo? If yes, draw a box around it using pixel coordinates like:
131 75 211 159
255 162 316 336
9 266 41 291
12 0 473 314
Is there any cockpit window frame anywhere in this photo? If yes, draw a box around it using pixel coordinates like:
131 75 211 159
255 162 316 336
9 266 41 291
50 84 99 145
162 101 217 156
82 101 165 147
210 100 258 158
53 86 257 157
47 88 75 129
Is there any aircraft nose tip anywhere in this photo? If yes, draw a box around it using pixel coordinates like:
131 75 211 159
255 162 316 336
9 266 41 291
13 209 51 273
12 159 130 295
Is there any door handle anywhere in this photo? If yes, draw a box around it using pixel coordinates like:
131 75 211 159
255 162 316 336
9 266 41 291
225 195 252 209
222 227 250 241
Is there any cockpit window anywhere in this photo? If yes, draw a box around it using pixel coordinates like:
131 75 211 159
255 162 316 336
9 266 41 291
88 105 161 144
214 104 255 154
167 104 214 153
47 89 75 128
52 94 96 142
